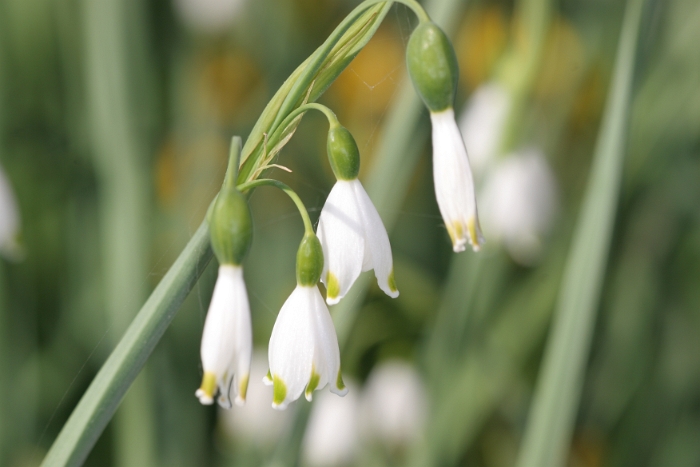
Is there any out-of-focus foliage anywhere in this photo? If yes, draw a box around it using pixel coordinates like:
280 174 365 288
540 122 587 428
0 0 698 466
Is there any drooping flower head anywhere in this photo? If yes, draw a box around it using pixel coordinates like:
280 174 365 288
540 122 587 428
480 148 558 265
196 169 254 408
406 21 484 252
317 124 398 304
265 232 347 409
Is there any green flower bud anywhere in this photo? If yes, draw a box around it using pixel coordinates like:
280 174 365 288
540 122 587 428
327 125 360 181
209 187 253 265
296 233 324 286
406 22 459 112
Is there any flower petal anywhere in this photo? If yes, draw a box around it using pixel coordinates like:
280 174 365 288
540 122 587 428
268 286 315 409
197 265 252 408
317 181 365 305
351 180 398 298
308 286 346 398
431 108 484 252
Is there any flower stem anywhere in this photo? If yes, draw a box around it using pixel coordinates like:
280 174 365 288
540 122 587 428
238 179 315 235
223 136 243 190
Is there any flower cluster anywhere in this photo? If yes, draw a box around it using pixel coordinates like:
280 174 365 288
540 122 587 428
196 8 484 411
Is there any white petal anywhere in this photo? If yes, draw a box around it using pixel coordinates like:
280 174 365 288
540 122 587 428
431 108 484 252
308 286 346 398
197 265 252 408
268 285 347 409
317 181 365 305
268 286 315 409
351 180 398 298
480 149 558 265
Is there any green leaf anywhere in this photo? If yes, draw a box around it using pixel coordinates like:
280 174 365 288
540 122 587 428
514 1 646 466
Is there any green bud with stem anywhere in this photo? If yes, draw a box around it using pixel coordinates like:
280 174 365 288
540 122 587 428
209 137 253 266
406 21 459 112
296 233 324 286
327 125 360 181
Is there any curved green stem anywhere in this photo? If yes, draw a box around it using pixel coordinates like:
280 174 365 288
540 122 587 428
238 179 314 235
269 103 340 148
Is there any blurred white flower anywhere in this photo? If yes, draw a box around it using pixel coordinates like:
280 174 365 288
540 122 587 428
431 108 484 252
0 163 22 260
479 149 558 265
265 285 347 410
196 265 252 408
458 82 511 177
173 0 246 33
360 360 427 447
302 381 359 467
317 179 398 305
219 352 292 446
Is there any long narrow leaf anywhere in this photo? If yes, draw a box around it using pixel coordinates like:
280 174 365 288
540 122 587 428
515 1 646 466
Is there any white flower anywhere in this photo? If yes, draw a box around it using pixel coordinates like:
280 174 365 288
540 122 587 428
173 0 246 33
458 82 512 177
430 108 484 252
219 352 292 447
302 381 359 467
0 163 22 260
265 284 347 410
359 361 427 447
316 179 398 305
480 149 558 265
196 265 252 408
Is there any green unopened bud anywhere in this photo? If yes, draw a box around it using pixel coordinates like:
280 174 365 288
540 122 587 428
406 22 459 112
209 187 253 265
327 125 360 181
296 233 323 286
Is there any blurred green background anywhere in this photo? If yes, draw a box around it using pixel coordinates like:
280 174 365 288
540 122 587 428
0 0 699 466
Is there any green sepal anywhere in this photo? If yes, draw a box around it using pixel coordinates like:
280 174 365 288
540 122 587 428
209 187 253 265
406 22 459 112
296 233 324 286
327 125 360 181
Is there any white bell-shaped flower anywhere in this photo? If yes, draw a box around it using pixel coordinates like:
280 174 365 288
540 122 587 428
196 265 252 408
302 381 360 467
317 179 398 305
458 82 512 178
430 108 484 252
265 284 347 410
480 149 558 265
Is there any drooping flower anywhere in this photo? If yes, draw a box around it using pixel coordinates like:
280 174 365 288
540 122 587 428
317 179 398 305
265 233 348 409
406 21 484 252
458 82 512 177
302 381 359 467
196 265 252 408
265 283 347 409
359 360 427 448
431 109 484 252
196 171 254 408
479 148 558 265
317 124 398 304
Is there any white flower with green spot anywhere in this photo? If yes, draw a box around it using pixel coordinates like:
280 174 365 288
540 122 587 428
317 179 398 305
196 265 252 408
264 284 347 409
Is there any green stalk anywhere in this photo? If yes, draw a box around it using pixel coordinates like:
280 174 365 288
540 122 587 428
514 1 645 466
41 221 213 467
